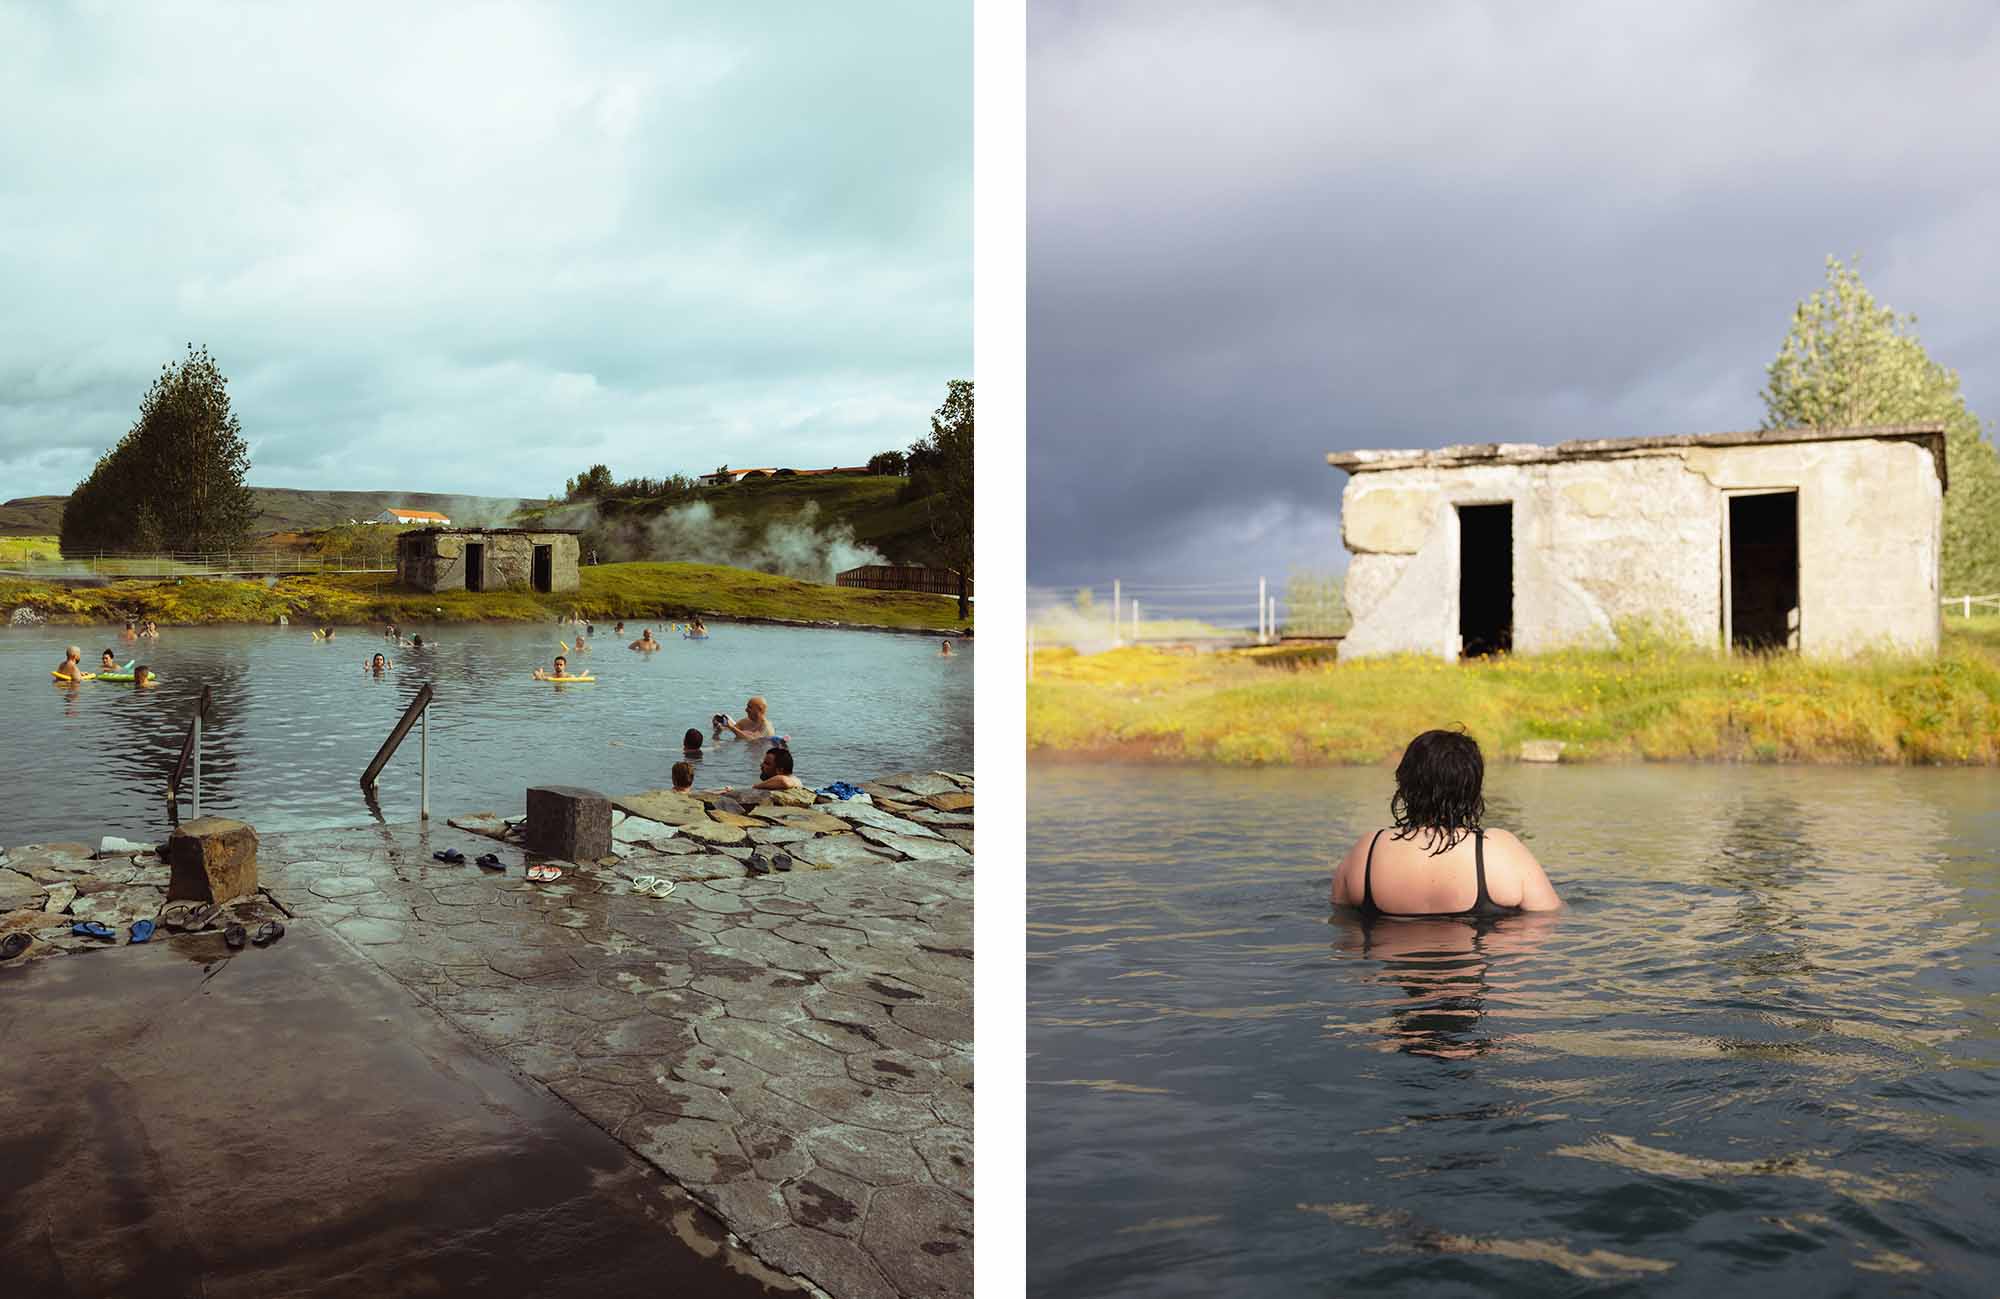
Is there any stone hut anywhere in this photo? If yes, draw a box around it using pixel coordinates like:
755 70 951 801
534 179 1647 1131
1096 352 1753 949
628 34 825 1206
1327 423 1946 659
395 528 581 594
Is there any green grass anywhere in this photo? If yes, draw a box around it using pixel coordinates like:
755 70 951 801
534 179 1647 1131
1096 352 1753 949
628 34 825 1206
0 535 62 563
1029 617 2000 765
0 561 970 632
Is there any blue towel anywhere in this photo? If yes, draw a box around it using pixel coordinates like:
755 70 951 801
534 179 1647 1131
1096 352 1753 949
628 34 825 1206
817 781 864 800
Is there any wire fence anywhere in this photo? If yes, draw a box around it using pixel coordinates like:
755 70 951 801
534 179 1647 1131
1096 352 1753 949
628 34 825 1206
1028 575 1350 653
0 550 397 579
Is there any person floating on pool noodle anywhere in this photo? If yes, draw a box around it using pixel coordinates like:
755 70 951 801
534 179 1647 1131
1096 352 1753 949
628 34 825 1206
99 648 124 672
53 645 89 683
1330 728 1564 916
629 629 661 652
534 654 589 681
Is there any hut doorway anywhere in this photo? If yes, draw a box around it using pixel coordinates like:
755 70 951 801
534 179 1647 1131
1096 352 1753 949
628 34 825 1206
1457 503 1513 657
1726 490 1799 652
532 544 553 594
465 543 486 593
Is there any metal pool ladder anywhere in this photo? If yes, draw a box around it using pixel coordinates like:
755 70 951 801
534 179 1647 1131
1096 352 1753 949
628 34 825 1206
167 684 213 820
360 682 434 820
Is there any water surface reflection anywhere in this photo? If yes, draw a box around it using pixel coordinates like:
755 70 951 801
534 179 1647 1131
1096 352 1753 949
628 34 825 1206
1029 763 2000 1297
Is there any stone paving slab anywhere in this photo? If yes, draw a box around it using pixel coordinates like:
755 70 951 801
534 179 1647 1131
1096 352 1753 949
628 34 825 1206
253 781 970 1299
1 773 975 1299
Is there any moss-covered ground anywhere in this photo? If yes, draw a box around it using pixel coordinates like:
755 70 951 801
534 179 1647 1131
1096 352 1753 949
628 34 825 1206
0 561 970 633
1028 618 2000 765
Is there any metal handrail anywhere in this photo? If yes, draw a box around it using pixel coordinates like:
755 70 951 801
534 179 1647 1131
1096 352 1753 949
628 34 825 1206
360 683 434 820
167 684 213 818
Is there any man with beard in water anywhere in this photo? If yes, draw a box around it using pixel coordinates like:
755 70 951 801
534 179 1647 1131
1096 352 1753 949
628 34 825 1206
1331 729 1562 915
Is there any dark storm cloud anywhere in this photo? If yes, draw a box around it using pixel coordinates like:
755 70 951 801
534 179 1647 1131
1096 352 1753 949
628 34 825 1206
1028 0 2000 594
0 2 969 502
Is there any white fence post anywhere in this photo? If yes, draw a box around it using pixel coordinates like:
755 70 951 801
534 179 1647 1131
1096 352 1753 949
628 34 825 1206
1131 600 1140 640
1966 596 1973 618
1113 578 1122 644
1258 576 1267 644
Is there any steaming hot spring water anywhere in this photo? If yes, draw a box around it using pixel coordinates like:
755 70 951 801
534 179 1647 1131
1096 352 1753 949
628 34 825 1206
1 622 971 842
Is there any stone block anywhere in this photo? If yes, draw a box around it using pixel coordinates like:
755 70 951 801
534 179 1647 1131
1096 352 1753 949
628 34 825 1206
525 785 612 860
165 817 260 904
1518 740 1566 763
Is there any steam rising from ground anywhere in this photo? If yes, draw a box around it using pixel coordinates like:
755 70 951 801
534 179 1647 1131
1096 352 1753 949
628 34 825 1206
551 500 886 584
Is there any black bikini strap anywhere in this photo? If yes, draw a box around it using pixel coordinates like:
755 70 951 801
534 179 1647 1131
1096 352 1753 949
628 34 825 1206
1473 829 1490 909
1363 829 1384 909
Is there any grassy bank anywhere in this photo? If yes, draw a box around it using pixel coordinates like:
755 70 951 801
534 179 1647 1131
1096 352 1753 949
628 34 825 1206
0 561 969 633
1029 618 2000 765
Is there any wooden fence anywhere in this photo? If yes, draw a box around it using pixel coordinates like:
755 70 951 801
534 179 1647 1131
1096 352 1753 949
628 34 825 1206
836 565 970 597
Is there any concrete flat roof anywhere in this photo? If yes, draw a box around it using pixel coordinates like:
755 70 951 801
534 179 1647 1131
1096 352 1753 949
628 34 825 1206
1326 423 1949 490
397 526 581 537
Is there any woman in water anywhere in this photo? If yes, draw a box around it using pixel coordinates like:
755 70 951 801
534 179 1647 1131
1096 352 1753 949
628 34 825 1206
367 652 393 673
1331 729 1562 915
682 727 704 759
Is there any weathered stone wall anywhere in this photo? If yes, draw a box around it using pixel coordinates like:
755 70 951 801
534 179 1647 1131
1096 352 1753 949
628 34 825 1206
397 532 581 594
1339 439 1941 658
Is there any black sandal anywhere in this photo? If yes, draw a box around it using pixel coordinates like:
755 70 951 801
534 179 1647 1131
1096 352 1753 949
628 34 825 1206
251 920 285 947
224 923 248 950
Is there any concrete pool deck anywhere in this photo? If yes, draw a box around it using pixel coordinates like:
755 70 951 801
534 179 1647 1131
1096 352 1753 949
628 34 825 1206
0 773 974 1299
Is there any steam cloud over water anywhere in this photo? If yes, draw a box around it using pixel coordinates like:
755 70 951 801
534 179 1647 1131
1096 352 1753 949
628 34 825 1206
551 500 887 584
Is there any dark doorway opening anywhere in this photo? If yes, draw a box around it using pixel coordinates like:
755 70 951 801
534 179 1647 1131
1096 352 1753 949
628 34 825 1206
1457 503 1513 658
532 544 553 594
1729 491 1798 652
465 543 485 593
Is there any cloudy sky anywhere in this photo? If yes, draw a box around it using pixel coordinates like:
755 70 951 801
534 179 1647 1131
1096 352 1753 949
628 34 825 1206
0 1 969 503
1028 0 2000 611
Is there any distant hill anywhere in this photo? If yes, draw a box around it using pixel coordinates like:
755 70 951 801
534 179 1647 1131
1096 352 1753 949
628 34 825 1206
0 487 536 538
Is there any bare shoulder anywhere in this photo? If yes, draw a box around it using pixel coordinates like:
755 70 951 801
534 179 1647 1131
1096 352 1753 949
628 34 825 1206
1330 830 1380 906
1482 827 1562 910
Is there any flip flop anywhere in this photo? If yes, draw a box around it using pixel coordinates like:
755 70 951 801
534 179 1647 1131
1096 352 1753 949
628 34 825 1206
432 848 466 864
630 874 661 893
185 902 221 931
224 924 247 950
527 864 564 883
773 852 794 873
251 920 285 947
475 853 503 870
745 851 771 876
128 919 155 944
0 932 30 960
71 921 116 940
645 878 677 898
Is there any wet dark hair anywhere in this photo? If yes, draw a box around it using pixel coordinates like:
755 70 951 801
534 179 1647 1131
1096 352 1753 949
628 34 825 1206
767 747 794 776
683 728 703 750
671 761 694 788
1389 729 1484 854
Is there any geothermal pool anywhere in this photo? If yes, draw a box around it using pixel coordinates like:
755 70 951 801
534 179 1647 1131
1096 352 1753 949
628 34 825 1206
1 621 971 842
1029 763 2000 1297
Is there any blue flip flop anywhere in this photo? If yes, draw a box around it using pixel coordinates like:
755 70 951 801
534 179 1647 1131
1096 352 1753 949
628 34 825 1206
432 848 466 864
71 921 115 940
128 919 155 944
